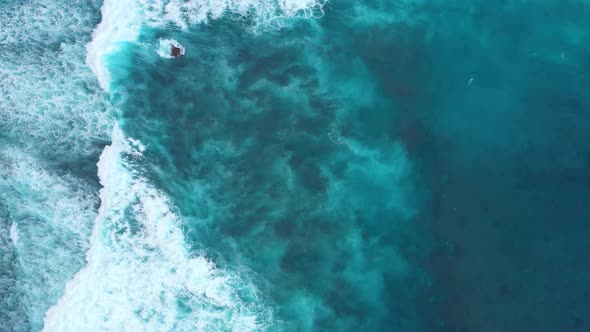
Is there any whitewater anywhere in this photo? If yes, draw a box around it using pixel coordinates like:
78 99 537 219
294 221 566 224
4 0 590 331
0 0 325 330
48 0 326 330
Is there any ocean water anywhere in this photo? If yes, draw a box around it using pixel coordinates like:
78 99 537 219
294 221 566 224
1 0 589 331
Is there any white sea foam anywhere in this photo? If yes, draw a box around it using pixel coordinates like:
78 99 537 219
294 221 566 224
143 0 326 30
9 222 18 247
86 0 143 90
280 0 326 17
43 127 269 331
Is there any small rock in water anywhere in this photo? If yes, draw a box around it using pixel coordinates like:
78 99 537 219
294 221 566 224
157 39 184 59
171 45 182 58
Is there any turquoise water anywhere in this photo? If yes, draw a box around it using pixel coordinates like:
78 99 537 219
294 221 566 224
1 0 590 331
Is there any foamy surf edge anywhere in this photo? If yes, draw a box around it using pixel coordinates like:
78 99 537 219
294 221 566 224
86 0 327 89
44 0 329 327
43 125 269 331
86 0 142 91
44 0 273 329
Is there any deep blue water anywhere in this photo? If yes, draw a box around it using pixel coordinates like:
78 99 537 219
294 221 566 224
1 0 590 331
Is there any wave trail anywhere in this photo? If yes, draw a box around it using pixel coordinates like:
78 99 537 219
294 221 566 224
42 127 272 331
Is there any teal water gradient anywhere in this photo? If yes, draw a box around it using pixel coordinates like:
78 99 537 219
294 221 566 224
1 0 590 331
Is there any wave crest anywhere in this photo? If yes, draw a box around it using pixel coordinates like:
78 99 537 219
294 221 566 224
43 127 273 331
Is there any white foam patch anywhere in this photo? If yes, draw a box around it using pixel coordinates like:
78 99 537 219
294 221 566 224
43 127 271 331
9 222 18 247
280 0 326 17
86 0 143 91
157 39 185 59
142 0 326 30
